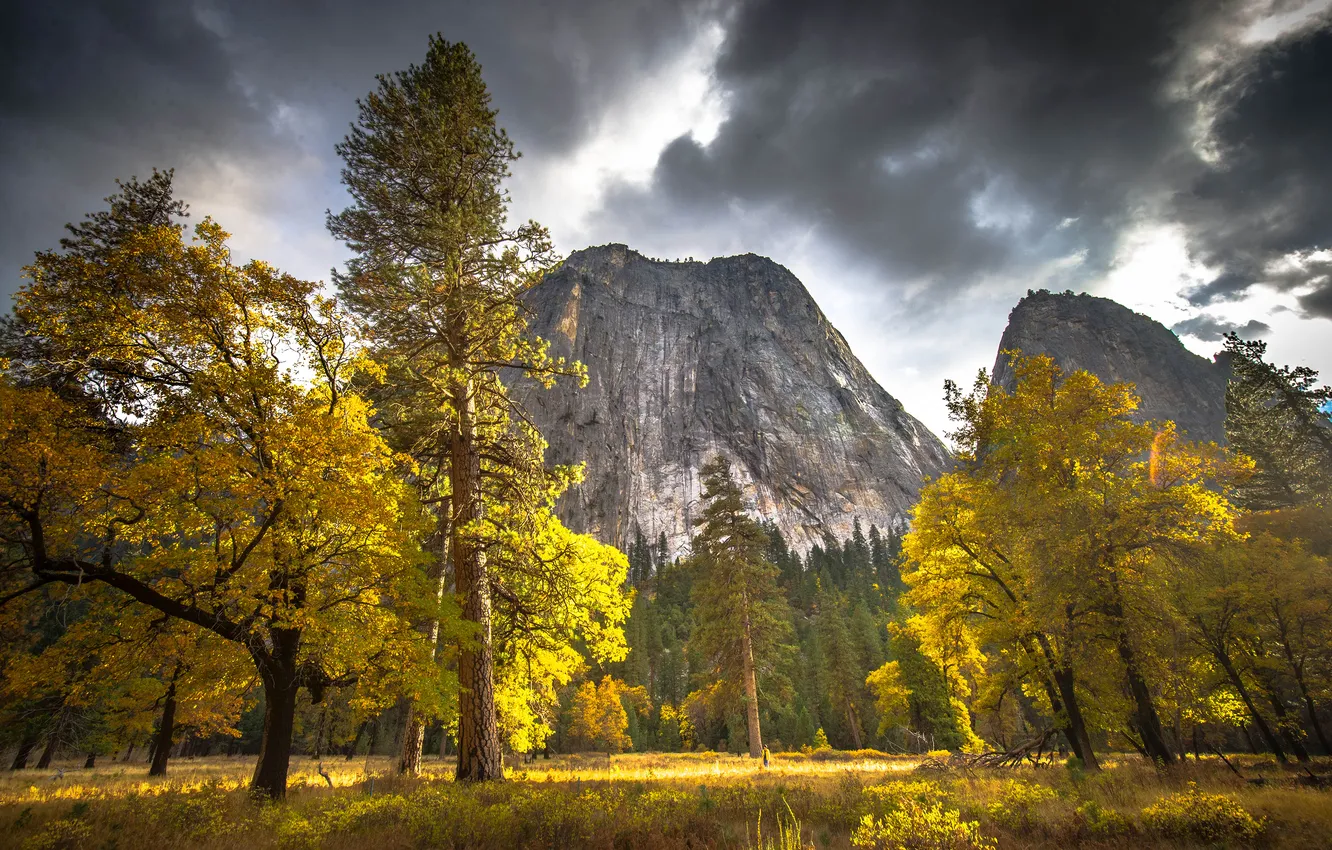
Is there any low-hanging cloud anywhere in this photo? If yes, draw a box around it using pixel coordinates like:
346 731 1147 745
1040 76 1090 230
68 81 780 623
1171 315 1271 341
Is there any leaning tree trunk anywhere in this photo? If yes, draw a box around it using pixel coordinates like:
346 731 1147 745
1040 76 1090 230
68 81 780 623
149 675 179 777
451 375 503 781
740 609 763 759
35 706 69 770
1029 633 1099 770
1105 582 1173 765
1210 636 1288 763
250 634 302 800
9 732 38 770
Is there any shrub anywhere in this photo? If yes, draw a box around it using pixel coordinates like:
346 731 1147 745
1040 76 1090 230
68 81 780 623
851 803 995 850
984 779 1058 832
864 780 950 814
21 819 93 850
1141 783 1265 844
1074 800 1131 837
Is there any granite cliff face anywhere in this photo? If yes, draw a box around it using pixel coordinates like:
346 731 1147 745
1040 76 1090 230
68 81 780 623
517 244 951 556
992 290 1229 442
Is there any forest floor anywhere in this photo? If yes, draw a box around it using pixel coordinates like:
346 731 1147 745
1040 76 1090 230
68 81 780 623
0 750 1328 849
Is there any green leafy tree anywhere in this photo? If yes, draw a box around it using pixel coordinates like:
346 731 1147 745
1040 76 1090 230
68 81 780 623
1223 333 1332 511
688 456 794 758
328 37 626 780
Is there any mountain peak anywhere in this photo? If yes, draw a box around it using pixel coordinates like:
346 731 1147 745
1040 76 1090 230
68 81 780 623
521 246 949 555
993 289 1229 442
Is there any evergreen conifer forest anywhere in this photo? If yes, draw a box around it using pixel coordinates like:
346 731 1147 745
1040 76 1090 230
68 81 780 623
2 33 1332 850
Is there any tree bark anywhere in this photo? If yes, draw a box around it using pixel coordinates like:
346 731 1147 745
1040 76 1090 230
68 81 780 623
9 732 37 770
35 708 68 771
1104 581 1172 765
400 521 450 776
346 720 367 760
740 609 763 758
250 669 299 800
1210 637 1287 763
1051 665 1099 770
451 374 503 781
1028 632 1099 770
249 633 302 800
845 698 863 750
149 675 178 777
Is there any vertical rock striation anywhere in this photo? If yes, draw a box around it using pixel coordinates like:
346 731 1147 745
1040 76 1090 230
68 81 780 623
992 290 1230 442
516 244 950 557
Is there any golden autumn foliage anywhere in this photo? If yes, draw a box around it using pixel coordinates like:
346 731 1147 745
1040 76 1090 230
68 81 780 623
569 676 649 754
0 173 438 798
903 353 1247 767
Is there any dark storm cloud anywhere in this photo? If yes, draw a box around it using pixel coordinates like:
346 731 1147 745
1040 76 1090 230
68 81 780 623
0 0 713 303
1171 315 1271 341
601 0 1332 315
1179 26 1332 315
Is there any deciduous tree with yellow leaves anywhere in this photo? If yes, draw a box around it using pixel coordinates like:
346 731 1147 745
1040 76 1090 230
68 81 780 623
903 353 1244 767
0 171 438 799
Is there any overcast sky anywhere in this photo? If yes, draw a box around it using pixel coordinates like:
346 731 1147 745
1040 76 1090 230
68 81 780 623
3 0 1330 437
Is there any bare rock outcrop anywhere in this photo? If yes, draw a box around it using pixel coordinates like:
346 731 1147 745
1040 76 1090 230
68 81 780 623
518 244 950 556
992 290 1229 442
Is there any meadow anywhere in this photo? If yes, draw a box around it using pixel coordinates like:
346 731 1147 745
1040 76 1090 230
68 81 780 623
1 750 1328 849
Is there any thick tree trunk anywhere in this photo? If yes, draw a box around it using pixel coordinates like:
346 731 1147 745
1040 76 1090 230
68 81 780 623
451 376 503 782
1275 626 1331 754
740 612 763 758
149 676 178 777
250 635 302 800
9 733 38 770
1030 633 1099 770
35 734 56 770
1051 665 1099 770
1264 691 1311 763
250 672 299 800
1299 687 1331 756
35 709 67 771
84 752 96 769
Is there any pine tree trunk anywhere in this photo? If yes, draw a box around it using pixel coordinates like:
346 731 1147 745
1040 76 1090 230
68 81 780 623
451 374 503 781
740 614 763 759
845 699 863 750
9 733 37 770
149 677 178 777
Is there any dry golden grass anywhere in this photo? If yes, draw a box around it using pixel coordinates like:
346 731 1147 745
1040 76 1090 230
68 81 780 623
0 751 1327 849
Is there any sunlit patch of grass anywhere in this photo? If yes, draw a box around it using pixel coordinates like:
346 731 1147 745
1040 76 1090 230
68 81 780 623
0 751 1328 848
